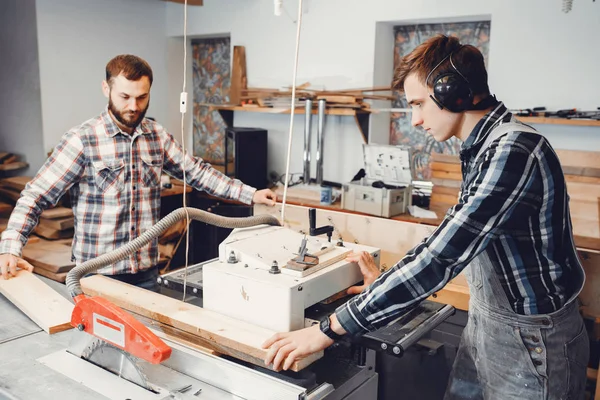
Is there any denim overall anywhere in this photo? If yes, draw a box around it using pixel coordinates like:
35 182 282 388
444 122 589 400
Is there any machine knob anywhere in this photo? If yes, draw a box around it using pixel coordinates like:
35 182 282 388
393 346 401 355
77 324 85 331
269 260 281 274
381 343 388 350
227 251 237 264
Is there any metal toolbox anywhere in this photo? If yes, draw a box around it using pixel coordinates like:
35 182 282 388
342 144 412 218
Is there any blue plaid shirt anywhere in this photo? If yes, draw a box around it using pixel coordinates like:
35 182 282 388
336 102 583 335
0 108 256 275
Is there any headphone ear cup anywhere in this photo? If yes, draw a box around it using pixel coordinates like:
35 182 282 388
432 72 473 113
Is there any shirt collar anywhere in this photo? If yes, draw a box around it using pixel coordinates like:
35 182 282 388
460 101 512 156
101 106 154 137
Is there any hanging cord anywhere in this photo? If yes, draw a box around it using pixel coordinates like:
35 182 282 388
280 0 304 222
179 0 191 302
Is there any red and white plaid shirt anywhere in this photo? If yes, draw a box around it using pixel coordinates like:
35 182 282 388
0 107 256 275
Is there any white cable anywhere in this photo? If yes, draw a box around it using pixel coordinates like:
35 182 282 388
280 0 304 223
179 0 191 302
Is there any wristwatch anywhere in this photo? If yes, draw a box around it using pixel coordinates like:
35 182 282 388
319 315 344 341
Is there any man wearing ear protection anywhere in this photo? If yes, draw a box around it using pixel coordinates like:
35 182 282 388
262 34 588 399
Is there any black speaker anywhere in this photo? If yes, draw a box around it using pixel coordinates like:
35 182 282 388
223 127 268 189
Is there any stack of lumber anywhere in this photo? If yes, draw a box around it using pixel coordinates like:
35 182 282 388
225 45 393 112
429 149 600 251
22 238 74 283
0 176 74 240
0 152 28 173
240 85 394 112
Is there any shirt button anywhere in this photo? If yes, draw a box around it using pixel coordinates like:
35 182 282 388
534 347 543 354
531 336 540 343
133 186 137 190
132 165 136 169
533 360 543 366
131 227 135 231
132 206 136 211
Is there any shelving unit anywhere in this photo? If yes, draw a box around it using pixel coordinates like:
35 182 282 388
205 104 372 143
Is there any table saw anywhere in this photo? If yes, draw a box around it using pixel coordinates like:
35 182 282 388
0 208 454 400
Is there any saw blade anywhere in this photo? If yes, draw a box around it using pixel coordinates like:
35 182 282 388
81 339 151 391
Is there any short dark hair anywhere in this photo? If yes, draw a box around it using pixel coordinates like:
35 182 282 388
105 54 153 86
392 34 489 97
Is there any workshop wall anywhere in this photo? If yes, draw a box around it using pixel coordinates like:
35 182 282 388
166 0 600 184
35 0 169 156
0 0 46 175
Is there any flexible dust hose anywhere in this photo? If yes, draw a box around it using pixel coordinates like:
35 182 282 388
66 207 281 298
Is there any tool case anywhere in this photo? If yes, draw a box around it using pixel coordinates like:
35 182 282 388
341 144 412 218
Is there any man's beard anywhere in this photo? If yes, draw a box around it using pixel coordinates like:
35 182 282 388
108 96 148 129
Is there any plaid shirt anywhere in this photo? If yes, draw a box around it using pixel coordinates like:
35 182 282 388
0 107 256 275
336 102 584 335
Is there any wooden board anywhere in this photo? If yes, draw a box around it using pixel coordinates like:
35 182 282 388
22 240 74 273
81 275 322 372
38 216 74 231
0 176 32 192
229 46 247 106
33 267 67 283
40 207 73 220
34 224 73 240
0 270 73 334
578 249 600 316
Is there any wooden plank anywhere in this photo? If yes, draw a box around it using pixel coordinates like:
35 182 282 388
430 153 460 164
316 95 356 104
81 276 322 372
34 224 73 240
431 162 461 173
432 185 460 197
22 240 75 273
40 207 73 220
0 202 11 215
38 216 74 231
430 193 459 206
0 161 28 172
33 267 67 283
578 249 600 316
229 46 246 106
431 170 462 181
517 116 600 127
556 149 600 170
0 187 21 203
565 174 600 184
0 270 73 334
0 176 32 192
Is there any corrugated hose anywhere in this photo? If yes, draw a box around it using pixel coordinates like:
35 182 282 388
66 207 281 298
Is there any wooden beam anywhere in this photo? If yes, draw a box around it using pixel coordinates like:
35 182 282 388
81 275 322 372
0 270 73 334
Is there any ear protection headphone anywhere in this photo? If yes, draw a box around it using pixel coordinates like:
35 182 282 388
425 47 474 113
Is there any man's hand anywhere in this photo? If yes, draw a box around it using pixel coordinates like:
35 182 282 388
262 324 334 371
252 188 277 206
346 251 381 295
0 254 34 280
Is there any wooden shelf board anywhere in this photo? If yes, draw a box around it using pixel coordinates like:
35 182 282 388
518 116 600 127
205 104 368 117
